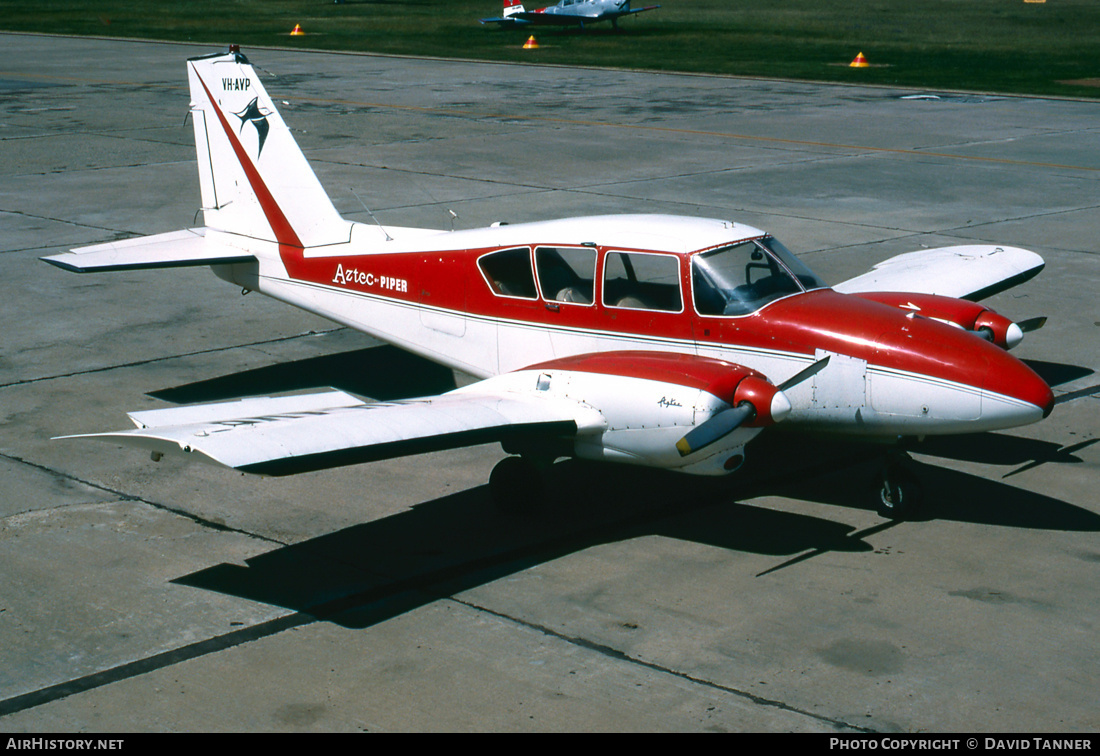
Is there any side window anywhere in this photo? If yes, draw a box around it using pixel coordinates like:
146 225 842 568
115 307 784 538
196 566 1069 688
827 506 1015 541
603 251 683 312
535 246 596 305
478 247 537 299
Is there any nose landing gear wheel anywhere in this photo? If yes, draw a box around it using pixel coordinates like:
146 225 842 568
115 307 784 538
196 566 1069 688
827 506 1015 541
875 458 923 520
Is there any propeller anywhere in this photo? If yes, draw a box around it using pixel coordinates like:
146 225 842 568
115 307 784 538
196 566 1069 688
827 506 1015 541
777 354 831 392
973 315 1045 350
675 356 830 458
1003 316 1045 349
676 402 756 457
1017 316 1047 333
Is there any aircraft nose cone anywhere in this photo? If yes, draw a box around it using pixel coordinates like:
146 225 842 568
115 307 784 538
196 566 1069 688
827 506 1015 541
983 348 1054 425
1038 379 1056 418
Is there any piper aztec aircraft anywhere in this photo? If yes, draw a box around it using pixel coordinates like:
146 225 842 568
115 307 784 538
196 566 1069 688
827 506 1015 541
480 0 660 29
44 47 1054 519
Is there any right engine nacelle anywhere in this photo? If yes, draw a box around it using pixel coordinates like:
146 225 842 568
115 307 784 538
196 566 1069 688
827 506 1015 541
853 291 1024 349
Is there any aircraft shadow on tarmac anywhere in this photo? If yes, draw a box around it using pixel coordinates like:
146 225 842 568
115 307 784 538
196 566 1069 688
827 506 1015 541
171 461 871 630
149 344 459 405
166 346 1100 630
1022 358 1094 389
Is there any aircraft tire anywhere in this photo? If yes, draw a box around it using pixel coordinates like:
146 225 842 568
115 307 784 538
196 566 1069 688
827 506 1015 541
875 462 923 520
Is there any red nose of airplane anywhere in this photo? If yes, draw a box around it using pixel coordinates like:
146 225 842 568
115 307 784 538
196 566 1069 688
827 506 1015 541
764 291 1054 431
984 345 1055 420
895 314 1055 427
866 301 1054 429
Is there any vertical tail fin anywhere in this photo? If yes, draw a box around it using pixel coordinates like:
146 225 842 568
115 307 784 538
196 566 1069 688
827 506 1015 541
187 47 351 248
503 0 526 17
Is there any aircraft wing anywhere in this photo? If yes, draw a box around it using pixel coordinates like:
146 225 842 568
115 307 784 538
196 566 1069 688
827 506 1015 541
41 229 255 273
833 244 1044 301
479 16 526 27
619 4 660 15
62 388 595 477
59 350 797 479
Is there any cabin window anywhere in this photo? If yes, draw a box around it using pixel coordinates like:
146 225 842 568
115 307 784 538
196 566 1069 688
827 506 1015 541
603 251 683 312
535 246 596 305
478 247 537 299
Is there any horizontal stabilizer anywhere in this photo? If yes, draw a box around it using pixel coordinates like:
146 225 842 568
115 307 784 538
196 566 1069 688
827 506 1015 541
834 245 1044 301
61 389 580 476
41 229 254 273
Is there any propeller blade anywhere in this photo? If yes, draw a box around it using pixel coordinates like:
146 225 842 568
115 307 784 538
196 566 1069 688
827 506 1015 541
1017 316 1047 333
676 402 755 457
676 361 820 458
778 355 831 391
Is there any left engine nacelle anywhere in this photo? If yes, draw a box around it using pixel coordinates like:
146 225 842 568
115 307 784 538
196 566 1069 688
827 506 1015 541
507 351 792 476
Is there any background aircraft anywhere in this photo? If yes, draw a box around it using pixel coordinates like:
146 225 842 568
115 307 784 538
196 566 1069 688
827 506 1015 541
481 0 660 29
44 48 1053 521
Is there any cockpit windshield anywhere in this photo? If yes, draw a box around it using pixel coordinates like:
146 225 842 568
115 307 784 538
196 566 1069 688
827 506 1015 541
691 236 827 316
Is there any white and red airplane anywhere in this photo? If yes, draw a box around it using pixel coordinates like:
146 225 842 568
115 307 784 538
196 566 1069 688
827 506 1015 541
481 0 660 30
44 47 1053 519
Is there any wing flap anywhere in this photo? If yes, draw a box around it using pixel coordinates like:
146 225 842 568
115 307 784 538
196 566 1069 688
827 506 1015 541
63 389 582 476
834 245 1044 301
41 228 255 273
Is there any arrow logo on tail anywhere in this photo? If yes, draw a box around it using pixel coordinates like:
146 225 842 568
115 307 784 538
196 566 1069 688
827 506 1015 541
234 97 271 157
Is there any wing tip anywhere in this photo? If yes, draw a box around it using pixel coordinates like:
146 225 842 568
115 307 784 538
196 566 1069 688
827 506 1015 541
40 255 87 273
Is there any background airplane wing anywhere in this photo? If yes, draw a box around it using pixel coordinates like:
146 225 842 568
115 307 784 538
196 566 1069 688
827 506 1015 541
479 16 525 26
833 244 1044 301
62 389 589 476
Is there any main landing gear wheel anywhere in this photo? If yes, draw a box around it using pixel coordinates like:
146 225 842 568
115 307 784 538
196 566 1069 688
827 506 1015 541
489 456 545 513
875 454 923 520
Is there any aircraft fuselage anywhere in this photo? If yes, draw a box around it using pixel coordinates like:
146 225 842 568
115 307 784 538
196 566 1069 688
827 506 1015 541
213 213 1053 441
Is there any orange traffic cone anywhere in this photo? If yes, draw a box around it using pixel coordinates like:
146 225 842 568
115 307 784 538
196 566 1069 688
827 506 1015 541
523 35 539 50
849 51 869 68
290 24 304 36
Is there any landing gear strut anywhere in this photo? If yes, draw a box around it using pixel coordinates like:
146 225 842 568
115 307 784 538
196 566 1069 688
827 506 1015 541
874 451 923 520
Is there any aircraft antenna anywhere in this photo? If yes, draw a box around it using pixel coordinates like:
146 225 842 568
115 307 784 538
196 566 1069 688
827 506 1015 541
350 189 393 241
